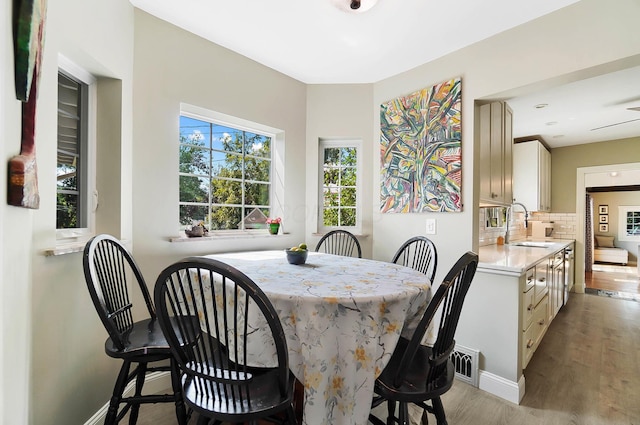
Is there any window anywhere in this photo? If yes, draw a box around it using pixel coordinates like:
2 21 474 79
179 105 282 232
618 206 640 241
318 139 361 232
56 58 95 238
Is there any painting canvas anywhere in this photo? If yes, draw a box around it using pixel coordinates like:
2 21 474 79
8 0 47 209
380 77 462 213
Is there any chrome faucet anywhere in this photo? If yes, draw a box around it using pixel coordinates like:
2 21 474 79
505 202 529 244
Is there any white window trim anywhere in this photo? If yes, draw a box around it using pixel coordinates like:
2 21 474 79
56 54 97 244
618 205 640 242
179 103 285 234
317 138 362 234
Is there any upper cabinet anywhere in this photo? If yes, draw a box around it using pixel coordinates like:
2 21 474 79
479 101 513 206
513 140 551 212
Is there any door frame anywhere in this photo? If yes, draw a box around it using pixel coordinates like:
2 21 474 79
575 163 640 293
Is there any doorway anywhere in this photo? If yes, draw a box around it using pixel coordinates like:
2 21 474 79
577 164 640 299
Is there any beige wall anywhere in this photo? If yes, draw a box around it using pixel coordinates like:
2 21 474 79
590 191 640 263
305 84 374 257
367 0 640 281
131 11 307 281
551 137 640 212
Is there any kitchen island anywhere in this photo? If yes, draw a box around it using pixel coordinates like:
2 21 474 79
455 239 575 404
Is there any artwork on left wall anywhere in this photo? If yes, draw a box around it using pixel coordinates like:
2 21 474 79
8 0 48 209
380 77 462 213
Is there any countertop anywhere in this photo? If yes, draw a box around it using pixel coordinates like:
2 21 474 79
478 238 575 274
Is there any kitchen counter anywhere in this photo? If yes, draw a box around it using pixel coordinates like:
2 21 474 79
478 238 575 274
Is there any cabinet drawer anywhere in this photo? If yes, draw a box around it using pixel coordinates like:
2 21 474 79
534 268 549 305
522 295 548 368
521 288 535 331
523 268 535 293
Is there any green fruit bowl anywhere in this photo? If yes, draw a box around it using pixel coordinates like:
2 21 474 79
285 249 308 265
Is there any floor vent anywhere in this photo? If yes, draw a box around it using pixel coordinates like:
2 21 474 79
451 345 479 387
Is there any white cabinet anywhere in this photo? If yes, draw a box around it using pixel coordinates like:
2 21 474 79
550 251 565 321
521 261 550 368
480 101 513 206
513 140 551 212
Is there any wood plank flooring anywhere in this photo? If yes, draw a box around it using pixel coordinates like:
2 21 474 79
585 263 640 295
133 293 640 425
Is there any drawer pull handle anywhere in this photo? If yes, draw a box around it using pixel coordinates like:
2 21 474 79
526 339 534 349
527 304 534 311
538 319 545 326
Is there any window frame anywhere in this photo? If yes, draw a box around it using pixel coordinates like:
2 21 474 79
56 55 97 242
317 138 362 234
179 103 284 234
618 205 640 241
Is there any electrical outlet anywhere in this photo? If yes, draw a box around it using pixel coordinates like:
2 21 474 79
425 218 436 235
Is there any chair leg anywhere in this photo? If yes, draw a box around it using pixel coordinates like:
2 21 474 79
105 360 132 425
170 358 188 425
431 397 447 425
128 362 147 425
284 404 297 424
387 400 396 425
398 402 410 425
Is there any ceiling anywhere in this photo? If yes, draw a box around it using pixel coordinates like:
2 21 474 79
507 65 640 149
131 0 640 149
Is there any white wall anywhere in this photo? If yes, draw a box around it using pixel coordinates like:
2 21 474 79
1 0 31 422
0 0 135 423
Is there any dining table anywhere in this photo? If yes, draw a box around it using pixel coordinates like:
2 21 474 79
201 250 434 425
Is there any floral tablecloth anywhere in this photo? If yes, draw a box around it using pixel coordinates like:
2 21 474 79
202 250 432 425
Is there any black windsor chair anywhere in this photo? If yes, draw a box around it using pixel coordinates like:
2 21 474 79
315 229 362 258
154 257 297 425
369 251 479 425
82 234 188 425
391 236 438 283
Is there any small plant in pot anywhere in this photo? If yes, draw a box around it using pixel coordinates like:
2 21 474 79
266 217 282 235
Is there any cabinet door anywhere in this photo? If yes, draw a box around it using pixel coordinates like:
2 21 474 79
479 101 512 205
503 104 513 205
513 140 551 212
541 145 551 211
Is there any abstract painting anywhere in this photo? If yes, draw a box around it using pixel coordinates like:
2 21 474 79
8 0 47 209
380 77 462 213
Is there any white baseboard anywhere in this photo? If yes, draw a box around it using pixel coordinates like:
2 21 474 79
477 370 525 404
83 371 172 425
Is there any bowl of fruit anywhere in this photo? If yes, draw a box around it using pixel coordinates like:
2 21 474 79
285 243 309 265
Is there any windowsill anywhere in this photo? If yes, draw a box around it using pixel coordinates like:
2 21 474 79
170 231 292 242
43 242 86 256
312 232 369 238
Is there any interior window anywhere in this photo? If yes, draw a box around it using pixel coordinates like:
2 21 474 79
56 65 93 237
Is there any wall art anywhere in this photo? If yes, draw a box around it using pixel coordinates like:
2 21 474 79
380 77 461 213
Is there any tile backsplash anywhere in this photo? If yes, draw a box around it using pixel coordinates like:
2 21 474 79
479 208 577 247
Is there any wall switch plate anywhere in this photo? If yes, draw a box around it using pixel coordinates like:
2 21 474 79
425 218 436 235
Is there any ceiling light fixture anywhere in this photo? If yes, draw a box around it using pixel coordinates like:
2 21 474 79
534 103 548 109
331 0 379 13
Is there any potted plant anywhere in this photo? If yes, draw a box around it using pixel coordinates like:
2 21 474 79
266 217 281 235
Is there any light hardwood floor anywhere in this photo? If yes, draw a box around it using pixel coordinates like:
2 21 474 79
586 263 640 295
133 293 640 425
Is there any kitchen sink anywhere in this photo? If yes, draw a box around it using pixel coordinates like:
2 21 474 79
509 241 556 248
